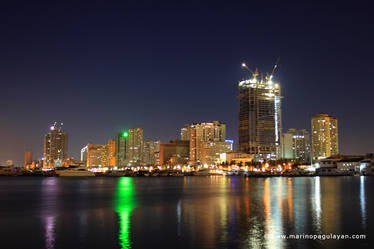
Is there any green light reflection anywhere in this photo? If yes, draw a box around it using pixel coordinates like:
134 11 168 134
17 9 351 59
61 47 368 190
114 177 136 249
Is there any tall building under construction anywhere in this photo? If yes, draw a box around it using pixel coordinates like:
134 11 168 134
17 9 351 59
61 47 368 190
238 63 282 160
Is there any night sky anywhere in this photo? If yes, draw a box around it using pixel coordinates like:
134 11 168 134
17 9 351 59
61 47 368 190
1 0 373 165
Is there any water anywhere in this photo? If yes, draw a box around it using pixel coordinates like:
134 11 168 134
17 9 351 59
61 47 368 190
0 176 372 249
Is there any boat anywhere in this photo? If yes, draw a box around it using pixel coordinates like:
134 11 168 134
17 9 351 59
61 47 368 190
55 166 95 177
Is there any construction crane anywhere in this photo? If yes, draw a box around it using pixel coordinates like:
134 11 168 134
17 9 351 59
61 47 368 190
241 62 259 79
268 56 280 80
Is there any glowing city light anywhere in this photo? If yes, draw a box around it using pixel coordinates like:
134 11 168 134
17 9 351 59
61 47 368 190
123 132 129 137
115 177 136 249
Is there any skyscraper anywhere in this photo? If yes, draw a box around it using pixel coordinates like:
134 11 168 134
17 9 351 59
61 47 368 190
116 127 144 167
238 67 282 160
311 113 339 160
188 121 226 164
43 122 67 168
281 128 311 162
128 128 144 165
116 131 128 167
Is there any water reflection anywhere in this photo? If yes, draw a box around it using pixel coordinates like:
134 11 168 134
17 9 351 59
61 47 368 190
360 176 366 228
313 177 321 232
114 177 136 249
41 178 59 249
263 178 284 249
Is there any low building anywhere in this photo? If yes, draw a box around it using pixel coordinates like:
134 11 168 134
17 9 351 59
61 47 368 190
219 152 253 165
159 140 189 166
200 141 233 165
316 155 365 174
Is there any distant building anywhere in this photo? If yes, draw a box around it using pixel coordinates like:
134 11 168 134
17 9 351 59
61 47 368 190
81 145 88 162
238 73 282 160
43 122 68 168
116 127 144 167
159 140 189 166
5 160 14 167
281 128 311 162
188 121 226 164
181 124 190 141
87 143 108 167
24 151 32 168
143 140 160 165
108 139 117 167
311 113 339 160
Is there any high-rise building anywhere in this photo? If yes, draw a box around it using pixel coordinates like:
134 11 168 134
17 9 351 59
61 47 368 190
24 151 32 168
116 131 128 167
311 113 339 160
188 121 226 164
108 139 117 167
143 140 160 165
116 127 144 167
81 145 88 162
181 124 190 141
86 143 108 167
281 128 311 162
43 122 68 168
159 140 190 166
128 128 144 165
238 69 282 160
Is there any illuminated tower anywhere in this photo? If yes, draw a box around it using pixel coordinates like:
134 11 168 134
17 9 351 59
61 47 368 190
43 122 68 168
238 62 282 160
311 113 339 160
116 131 129 167
128 128 144 165
116 127 144 167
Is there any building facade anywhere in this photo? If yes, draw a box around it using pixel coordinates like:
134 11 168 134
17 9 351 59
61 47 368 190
108 139 117 167
143 140 160 165
159 140 189 166
43 122 68 168
188 121 226 164
116 127 144 167
199 141 233 165
238 74 282 160
86 143 108 167
311 113 339 160
181 124 190 141
281 128 311 162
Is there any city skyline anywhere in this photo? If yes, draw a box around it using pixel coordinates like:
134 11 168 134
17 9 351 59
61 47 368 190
1 1 373 165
